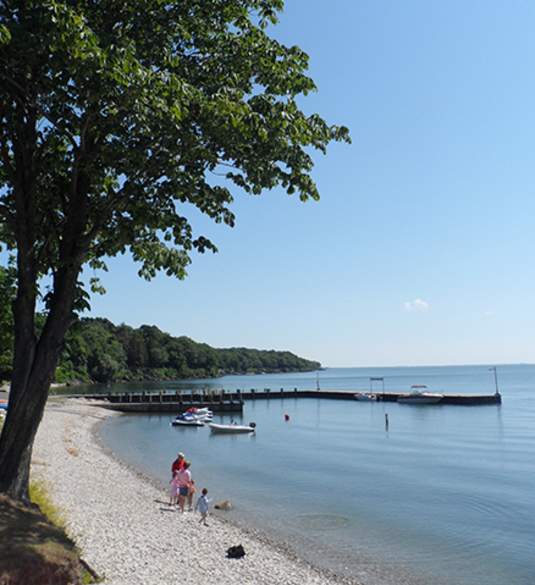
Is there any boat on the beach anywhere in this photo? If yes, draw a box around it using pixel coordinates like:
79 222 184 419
354 392 377 401
208 422 256 434
398 385 443 405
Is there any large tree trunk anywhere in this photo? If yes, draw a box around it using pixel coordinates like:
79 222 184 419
0 85 92 501
0 264 80 502
0 362 56 501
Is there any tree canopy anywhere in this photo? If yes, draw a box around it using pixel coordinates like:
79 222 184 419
0 0 349 500
0 0 349 286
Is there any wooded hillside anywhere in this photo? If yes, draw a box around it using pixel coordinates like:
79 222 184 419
0 266 320 384
55 318 320 383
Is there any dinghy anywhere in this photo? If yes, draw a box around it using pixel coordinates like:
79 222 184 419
208 422 256 434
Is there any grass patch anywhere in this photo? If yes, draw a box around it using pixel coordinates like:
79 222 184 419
29 480 66 529
0 483 100 584
0 494 82 585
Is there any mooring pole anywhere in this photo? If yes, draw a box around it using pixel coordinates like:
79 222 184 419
489 366 500 396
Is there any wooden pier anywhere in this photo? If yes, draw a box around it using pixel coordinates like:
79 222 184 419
237 388 501 405
68 387 502 412
90 389 243 413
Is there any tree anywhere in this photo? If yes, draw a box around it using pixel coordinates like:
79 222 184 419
0 265 15 379
0 0 349 500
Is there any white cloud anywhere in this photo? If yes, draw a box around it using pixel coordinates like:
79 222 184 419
404 298 430 313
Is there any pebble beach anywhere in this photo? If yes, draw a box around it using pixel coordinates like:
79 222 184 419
32 399 359 585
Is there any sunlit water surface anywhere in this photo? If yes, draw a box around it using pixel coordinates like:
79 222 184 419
97 365 535 585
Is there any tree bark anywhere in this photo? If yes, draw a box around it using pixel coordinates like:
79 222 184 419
0 92 91 499
0 264 81 502
0 372 52 501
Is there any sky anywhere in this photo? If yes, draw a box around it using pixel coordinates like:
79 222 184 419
84 0 535 367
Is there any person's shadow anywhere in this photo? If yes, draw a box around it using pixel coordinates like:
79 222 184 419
154 498 176 512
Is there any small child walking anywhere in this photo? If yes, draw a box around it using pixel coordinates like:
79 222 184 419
195 488 210 526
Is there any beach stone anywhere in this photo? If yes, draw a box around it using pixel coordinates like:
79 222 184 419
32 400 358 585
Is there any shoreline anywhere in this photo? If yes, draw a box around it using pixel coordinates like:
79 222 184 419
32 399 360 585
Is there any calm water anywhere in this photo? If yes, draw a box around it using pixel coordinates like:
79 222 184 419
99 365 535 585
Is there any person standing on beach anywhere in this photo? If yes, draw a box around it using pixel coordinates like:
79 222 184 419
171 452 185 477
195 488 210 526
174 461 192 513
169 472 180 507
187 479 197 512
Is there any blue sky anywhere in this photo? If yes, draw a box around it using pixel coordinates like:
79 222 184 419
85 1 535 367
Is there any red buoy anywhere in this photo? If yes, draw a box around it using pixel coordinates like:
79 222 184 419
284 414 290 421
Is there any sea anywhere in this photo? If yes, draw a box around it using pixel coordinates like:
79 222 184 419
83 365 535 585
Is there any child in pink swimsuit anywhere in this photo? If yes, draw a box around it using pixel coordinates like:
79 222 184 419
169 472 180 507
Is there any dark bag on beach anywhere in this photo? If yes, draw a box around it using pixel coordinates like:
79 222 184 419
226 544 245 559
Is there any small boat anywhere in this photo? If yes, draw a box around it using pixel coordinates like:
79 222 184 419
354 392 377 401
398 385 443 405
171 417 205 427
183 407 212 419
208 422 256 434
171 408 213 426
185 407 213 417
179 408 213 420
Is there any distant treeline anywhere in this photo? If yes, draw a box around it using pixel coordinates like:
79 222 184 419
0 266 320 383
55 318 320 384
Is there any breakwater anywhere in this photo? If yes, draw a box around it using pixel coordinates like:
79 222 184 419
64 387 501 412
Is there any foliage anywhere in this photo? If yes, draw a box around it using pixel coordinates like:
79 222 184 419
0 0 348 500
56 317 320 384
0 0 349 296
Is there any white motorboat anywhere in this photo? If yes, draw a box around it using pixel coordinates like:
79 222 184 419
185 407 213 417
398 385 443 405
354 392 377 401
171 408 213 426
208 422 256 434
183 407 213 419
